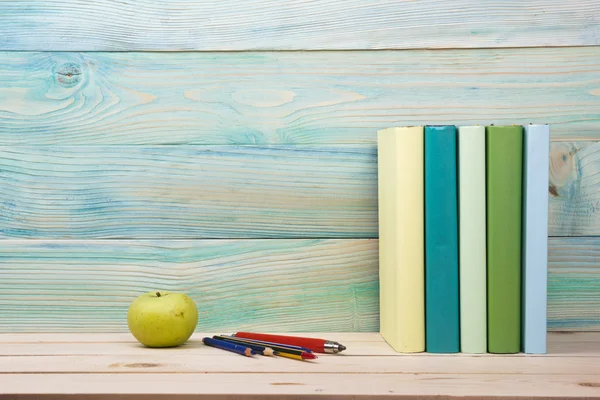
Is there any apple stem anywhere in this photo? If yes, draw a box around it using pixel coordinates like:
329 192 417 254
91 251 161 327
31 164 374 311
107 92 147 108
156 291 161 297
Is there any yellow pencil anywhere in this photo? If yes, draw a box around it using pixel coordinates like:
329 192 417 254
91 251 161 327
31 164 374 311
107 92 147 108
275 351 305 361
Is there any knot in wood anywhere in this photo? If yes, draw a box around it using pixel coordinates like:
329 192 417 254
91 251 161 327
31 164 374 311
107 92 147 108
55 62 82 87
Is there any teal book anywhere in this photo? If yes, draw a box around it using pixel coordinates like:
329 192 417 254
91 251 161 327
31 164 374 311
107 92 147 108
424 125 460 353
486 125 523 354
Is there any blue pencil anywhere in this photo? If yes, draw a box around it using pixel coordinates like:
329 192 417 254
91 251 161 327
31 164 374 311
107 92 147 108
213 335 276 356
203 337 256 357
228 335 313 352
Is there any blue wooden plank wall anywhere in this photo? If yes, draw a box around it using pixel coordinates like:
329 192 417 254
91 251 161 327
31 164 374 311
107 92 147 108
0 1 598 332
2 1 600 50
1 50 600 144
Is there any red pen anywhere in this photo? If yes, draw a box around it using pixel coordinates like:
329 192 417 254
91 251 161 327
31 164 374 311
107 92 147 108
234 332 346 354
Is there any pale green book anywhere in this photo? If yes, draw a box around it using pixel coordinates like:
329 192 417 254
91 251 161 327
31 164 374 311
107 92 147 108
458 126 487 353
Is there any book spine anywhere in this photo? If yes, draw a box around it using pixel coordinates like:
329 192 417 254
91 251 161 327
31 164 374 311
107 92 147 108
377 126 425 353
377 127 396 345
458 126 487 354
395 126 425 352
522 124 550 354
424 125 459 353
486 125 523 354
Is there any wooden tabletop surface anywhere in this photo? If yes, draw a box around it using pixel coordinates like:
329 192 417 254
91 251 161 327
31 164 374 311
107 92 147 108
1 332 599 399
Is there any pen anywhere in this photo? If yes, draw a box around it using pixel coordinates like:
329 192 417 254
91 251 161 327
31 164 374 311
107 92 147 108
212 335 275 356
221 336 312 352
216 335 316 360
234 332 346 354
202 337 256 357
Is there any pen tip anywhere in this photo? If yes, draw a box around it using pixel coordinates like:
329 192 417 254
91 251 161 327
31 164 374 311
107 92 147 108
338 345 346 352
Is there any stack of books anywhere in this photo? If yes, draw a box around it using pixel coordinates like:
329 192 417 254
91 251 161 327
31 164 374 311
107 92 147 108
377 125 549 354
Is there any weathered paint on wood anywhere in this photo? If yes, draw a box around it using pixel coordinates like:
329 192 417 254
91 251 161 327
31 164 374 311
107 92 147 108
2 49 600 145
549 142 600 236
548 237 600 331
0 332 386 344
0 145 377 239
2 143 598 239
1 1 600 51
0 238 597 333
0 239 379 332
3 143 599 239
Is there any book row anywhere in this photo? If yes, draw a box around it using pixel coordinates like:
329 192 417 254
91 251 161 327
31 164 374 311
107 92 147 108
377 124 549 354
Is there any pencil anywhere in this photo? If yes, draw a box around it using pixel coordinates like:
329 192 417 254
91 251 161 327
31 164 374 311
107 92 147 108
216 335 316 360
275 351 316 361
222 336 312 352
212 335 275 356
202 337 255 357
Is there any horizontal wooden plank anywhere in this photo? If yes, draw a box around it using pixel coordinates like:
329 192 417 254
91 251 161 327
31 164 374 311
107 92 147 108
0 332 384 344
549 332 600 356
1 332 598 357
0 239 379 332
3 373 600 399
2 49 600 145
549 142 600 236
2 143 599 239
3 347 600 374
1 332 598 358
0 341 391 358
0 145 378 239
0 237 598 332
1 1 600 51
11 354 597 374
548 237 600 331
3 334 600 399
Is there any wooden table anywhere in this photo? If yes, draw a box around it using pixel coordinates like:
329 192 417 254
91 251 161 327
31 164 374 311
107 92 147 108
1 332 600 399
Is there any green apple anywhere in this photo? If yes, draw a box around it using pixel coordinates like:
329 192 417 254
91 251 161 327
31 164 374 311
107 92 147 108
127 291 199 348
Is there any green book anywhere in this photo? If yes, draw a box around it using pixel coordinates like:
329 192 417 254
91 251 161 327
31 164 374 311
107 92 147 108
486 125 523 354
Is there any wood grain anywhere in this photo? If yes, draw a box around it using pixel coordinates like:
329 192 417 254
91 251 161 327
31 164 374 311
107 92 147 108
1 1 600 51
0 239 379 332
2 332 598 357
548 237 600 331
2 334 600 399
549 142 600 236
2 49 600 145
0 332 386 343
0 145 377 239
4 373 600 399
0 238 597 332
1 332 599 358
2 143 599 239
6 354 599 374
3 345 600 373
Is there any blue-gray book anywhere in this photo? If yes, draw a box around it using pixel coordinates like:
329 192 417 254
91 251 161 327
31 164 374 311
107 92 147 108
522 124 550 354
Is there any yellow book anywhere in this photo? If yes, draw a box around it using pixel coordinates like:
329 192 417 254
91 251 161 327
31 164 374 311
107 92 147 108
377 126 425 353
